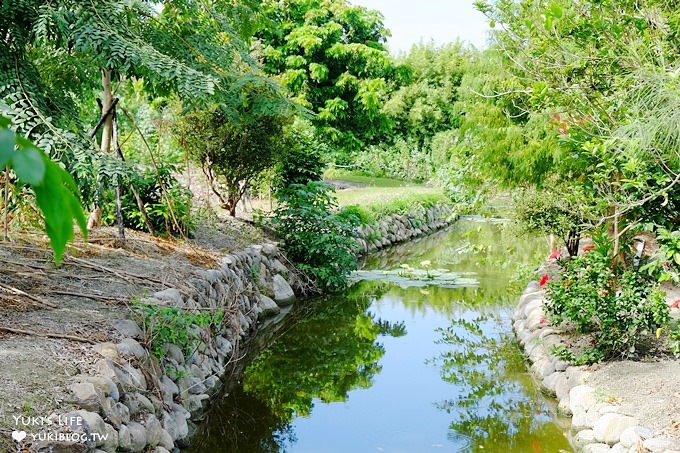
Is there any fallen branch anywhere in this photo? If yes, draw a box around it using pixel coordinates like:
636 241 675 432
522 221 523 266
0 283 57 308
44 289 128 303
0 326 96 344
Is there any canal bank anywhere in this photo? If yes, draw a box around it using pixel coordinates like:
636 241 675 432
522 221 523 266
514 263 680 453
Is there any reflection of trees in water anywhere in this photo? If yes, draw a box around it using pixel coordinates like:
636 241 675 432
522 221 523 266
430 314 571 452
188 385 297 453
242 289 406 420
190 291 402 453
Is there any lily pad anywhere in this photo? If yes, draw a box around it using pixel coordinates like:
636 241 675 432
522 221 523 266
351 267 479 288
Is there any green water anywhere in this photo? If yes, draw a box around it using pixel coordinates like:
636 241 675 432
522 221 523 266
189 217 573 453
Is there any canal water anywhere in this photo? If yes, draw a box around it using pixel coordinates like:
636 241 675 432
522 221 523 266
189 217 572 453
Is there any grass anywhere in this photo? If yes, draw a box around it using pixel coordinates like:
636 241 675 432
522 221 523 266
328 170 449 222
323 168 415 188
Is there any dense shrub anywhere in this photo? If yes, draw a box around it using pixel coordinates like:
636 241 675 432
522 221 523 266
272 120 326 192
103 166 192 237
270 182 359 292
545 235 669 363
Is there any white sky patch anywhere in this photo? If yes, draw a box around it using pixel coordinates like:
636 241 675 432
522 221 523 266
349 0 491 54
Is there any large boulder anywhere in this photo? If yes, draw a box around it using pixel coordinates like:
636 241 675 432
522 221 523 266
271 274 295 306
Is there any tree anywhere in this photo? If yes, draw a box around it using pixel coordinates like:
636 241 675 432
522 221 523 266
1 0 290 232
473 0 680 255
256 0 397 156
383 42 468 150
177 107 289 216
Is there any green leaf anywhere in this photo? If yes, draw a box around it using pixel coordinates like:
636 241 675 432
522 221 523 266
12 146 46 185
0 129 15 167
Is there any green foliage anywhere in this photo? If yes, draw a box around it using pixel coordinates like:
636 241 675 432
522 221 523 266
640 229 680 284
102 166 193 237
545 236 670 362
354 139 433 182
348 192 448 223
257 0 395 154
473 0 680 256
383 42 468 150
272 120 326 192
512 184 588 256
0 114 87 263
270 181 359 291
177 106 289 215
133 302 224 359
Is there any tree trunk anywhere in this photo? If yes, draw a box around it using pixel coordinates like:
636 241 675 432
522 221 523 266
100 70 113 155
88 70 114 230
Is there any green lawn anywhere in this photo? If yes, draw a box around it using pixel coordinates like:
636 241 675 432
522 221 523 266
323 168 415 188
327 170 448 221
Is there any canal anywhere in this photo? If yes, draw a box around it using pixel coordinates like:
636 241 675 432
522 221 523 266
189 216 572 452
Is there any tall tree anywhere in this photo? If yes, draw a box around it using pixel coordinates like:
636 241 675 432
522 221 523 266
256 0 397 155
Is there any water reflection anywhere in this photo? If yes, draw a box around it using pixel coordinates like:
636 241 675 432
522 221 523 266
430 313 569 452
188 219 571 453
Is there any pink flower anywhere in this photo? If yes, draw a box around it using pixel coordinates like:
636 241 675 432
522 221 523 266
539 274 549 286
539 318 547 325
548 250 560 260
671 299 680 309
582 244 596 252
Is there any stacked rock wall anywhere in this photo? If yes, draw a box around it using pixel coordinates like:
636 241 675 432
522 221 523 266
43 244 300 453
354 204 456 254
41 206 458 453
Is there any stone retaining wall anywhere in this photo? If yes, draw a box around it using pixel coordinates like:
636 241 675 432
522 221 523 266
37 244 302 453
353 204 456 254
514 274 680 453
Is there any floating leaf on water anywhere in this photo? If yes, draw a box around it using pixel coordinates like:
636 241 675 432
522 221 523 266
350 268 479 288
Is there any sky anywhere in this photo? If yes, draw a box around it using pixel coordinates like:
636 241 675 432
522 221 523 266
349 0 491 54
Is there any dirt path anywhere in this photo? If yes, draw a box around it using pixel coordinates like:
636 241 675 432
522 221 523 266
0 220 267 451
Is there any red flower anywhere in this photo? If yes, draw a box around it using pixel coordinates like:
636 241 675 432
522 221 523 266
539 318 547 325
582 244 596 252
671 299 680 309
548 250 560 260
539 274 549 286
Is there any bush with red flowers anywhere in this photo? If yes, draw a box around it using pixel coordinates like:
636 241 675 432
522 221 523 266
545 234 669 363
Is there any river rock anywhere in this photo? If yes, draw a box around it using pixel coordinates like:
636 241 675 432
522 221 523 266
144 414 164 447
111 319 143 339
163 343 185 364
100 423 118 453
94 342 120 360
593 413 637 444
160 375 179 404
78 375 120 402
575 429 597 447
619 426 653 448
272 274 295 305
102 398 130 429
583 443 612 453
123 392 154 417
154 288 183 306
158 429 174 450
257 295 281 318
66 410 107 448
117 338 147 360
570 385 596 416
644 437 678 452
67 382 103 412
